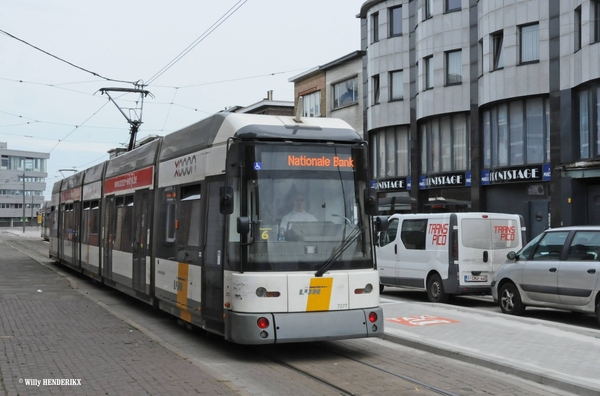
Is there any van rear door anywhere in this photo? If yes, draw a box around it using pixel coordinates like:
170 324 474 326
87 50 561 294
458 215 522 290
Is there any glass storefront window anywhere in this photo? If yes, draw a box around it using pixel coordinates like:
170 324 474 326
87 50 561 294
420 114 469 173
482 96 550 166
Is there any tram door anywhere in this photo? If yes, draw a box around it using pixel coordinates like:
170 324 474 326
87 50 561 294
72 201 81 268
133 190 149 293
201 180 225 331
103 195 115 279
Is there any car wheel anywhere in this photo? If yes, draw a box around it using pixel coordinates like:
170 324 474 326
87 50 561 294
596 301 600 328
379 284 385 294
499 283 525 315
426 274 448 303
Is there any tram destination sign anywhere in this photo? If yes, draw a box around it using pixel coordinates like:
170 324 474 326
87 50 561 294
258 152 355 171
104 166 154 194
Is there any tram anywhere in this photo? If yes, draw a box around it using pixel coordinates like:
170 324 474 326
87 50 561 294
49 112 385 344
40 201 52 240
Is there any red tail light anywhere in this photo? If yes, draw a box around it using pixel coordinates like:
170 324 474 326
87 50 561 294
257 317 270 329
452 231 458 261
368 311 378 323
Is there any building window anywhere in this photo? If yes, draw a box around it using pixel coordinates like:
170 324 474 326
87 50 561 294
425 0 433 19
577 85 600 159
445 50 462 85
372 75 380 105
445 0 461 13
371 12 379 43
371 126 410 179
491 30 504 70
575 6 582 52
595 0 600 43
302 91 321 117
478 39 483 76
424 56 433 90
390 70 404 101
420 114 469 173
1 155 8 170
520 23 539 64
332 77 358 109
389 6 402 37
482 97 550 168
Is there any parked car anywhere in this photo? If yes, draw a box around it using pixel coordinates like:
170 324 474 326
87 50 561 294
492 226 600 325
377 212 525 302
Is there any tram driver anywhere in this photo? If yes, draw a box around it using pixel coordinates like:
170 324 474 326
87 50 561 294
278 193 317 241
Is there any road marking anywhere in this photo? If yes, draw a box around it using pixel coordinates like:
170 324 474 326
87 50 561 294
379 297 407 304
386 315 460 326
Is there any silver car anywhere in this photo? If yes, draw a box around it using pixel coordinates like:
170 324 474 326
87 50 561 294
491 226 600 325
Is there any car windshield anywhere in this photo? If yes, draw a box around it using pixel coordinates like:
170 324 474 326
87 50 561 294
515 232 543 259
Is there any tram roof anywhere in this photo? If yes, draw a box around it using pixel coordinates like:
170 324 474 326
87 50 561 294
159 112 362 161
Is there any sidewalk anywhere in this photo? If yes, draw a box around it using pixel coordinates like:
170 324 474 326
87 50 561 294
0 231 239 396
381 297 600 396
0 226 43 239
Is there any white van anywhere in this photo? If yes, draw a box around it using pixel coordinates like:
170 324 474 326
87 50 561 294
376 212 526 302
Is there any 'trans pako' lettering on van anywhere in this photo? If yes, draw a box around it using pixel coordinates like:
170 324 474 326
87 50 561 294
494 225 516 241
428 223 449 245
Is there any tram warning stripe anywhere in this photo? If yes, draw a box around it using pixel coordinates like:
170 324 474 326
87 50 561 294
386 315 460 326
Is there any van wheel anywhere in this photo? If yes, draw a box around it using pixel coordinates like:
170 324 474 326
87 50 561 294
426 274 448 303
379 284 385 294
499 283 525 315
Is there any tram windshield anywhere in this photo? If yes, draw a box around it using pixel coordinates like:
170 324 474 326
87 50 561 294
235 143 374 272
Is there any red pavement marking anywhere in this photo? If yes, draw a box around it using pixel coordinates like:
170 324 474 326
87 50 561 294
386 315 460 326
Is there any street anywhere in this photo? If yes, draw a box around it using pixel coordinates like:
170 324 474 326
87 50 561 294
0 230 590 396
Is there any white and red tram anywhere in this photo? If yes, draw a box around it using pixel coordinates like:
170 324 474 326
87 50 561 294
49 112 384 344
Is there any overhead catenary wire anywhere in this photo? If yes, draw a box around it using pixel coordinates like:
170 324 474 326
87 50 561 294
48 100 111 153
0 28 139 86
145 0 248 85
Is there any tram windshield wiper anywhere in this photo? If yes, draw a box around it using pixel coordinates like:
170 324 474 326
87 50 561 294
314 226 364 277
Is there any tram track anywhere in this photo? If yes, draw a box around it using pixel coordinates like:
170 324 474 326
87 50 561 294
252 341 462 396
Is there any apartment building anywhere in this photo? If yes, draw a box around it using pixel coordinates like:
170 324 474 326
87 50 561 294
0 143 49 227
289 51 365 136
355 0 600 238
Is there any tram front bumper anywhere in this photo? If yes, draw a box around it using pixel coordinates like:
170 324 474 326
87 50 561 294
225 307 384 345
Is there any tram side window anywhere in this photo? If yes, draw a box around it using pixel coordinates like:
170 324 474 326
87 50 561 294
63 203 74 240
156 187 177 260
82 200 100 246
50 206 58 238
115 195 134 253
177 184 202 249
89 200 99 246
400 219 427 250
82 202 91 244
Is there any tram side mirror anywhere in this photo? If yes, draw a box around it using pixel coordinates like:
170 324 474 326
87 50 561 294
220 186 234 214
237 216 250 235
373 216 388 233
364 187 379 216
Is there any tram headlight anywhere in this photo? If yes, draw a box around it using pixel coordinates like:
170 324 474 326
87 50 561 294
257 317 270 329
256 287 281 298
354 283 374 294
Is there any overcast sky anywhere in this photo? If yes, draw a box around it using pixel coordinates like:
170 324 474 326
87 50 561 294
1 0 365 198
